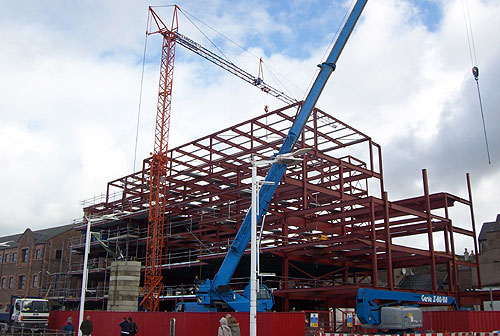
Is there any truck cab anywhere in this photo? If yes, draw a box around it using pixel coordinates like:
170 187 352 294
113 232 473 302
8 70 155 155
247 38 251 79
10 298 49 331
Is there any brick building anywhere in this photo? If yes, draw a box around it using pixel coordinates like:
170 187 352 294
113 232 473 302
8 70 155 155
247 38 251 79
477 214 500 287
0 224 80 311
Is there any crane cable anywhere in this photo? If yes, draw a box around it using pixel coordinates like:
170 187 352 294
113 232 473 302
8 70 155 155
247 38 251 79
133 10 151 172
462 0 491 164
178 7 298 102
302 0 354 102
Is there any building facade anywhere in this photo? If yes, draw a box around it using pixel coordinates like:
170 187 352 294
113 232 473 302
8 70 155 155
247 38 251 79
0 224 80 311
477 214 500 287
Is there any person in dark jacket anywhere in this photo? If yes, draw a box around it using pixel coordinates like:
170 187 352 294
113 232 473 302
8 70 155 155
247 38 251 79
226 314 241 336
128 317 138 336
119 317 131 335
80 315 93 336
62 317 75 336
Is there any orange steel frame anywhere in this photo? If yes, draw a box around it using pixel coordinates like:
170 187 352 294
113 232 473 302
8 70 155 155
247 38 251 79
82 103 481 311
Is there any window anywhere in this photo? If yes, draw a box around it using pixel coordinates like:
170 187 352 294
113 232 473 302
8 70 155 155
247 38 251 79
12 253 16 263
1 277 6 289
18 275 26 289
8 277 14 289
55 250 62 260
22 249 29 263
0 254 3 263
35 249 41 259
32 275 38 288
22 300 48 313
5 254 9 263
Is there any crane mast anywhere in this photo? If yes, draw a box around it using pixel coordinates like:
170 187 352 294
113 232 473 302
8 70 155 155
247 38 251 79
140 6 179 312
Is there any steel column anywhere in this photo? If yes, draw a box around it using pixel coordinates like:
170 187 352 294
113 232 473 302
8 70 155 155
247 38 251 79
422 169 437 292
383 192 393 289
466 173 482 288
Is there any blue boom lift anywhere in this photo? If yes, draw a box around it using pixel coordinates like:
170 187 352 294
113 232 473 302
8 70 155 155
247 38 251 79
176 0 369 312
356 288 459 332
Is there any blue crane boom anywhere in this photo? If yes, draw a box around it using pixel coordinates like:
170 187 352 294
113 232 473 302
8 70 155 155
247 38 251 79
180 0 368 312
213 0 368 288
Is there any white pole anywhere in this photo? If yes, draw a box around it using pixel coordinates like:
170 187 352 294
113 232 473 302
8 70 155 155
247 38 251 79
250 157 257 336
78 217 92 336
247 152 306 336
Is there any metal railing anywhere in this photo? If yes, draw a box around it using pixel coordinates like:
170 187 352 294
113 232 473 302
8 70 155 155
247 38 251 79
0 324 67 335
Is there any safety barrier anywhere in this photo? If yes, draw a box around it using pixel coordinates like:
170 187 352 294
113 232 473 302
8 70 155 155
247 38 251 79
423 311 500 332
48 310 306 336
318 328 500 335
46 310 500 336
0 326 66 335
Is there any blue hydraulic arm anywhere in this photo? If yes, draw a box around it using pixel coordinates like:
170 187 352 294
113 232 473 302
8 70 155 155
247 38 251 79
190 0 368 311
356 288 459 325
212 0 368 290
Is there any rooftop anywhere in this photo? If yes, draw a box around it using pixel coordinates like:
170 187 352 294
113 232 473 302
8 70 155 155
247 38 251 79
0 224 76 250
478 214 500 241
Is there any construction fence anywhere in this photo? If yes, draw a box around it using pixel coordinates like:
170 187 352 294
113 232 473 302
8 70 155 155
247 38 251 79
423 311 500 333
46 310 500 336
48 310 306 336
321 333 500 336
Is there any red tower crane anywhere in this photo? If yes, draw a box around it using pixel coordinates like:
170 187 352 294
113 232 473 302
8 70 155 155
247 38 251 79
139 6 179 312
141 5 296 311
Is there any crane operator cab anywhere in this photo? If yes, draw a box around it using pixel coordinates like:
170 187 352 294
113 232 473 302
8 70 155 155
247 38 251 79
174 284 274 313
242 283 274 308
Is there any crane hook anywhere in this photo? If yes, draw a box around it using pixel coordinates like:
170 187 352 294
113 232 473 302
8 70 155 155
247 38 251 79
472 66 479 81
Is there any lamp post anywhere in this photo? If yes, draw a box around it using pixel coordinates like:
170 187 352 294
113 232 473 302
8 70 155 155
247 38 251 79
250 148 310 336
78 214 117 336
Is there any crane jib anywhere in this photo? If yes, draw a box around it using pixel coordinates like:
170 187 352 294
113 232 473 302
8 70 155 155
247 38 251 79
210 0 369 292
174 31 297 106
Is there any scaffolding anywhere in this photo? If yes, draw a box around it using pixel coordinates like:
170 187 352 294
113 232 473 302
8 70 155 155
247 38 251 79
65 103 480 310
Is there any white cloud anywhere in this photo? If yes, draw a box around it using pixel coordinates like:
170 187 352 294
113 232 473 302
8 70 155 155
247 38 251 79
0 0 498 259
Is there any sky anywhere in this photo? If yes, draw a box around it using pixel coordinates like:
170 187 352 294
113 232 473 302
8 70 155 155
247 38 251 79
0 0 499 255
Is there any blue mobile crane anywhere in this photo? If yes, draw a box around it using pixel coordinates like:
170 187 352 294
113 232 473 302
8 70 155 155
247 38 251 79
176 0 369 312
356 288 459 332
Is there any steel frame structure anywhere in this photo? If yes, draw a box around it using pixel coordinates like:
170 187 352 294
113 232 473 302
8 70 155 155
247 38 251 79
80 103 480 310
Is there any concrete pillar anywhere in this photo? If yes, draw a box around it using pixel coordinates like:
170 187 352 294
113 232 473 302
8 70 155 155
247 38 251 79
107 260 141 312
